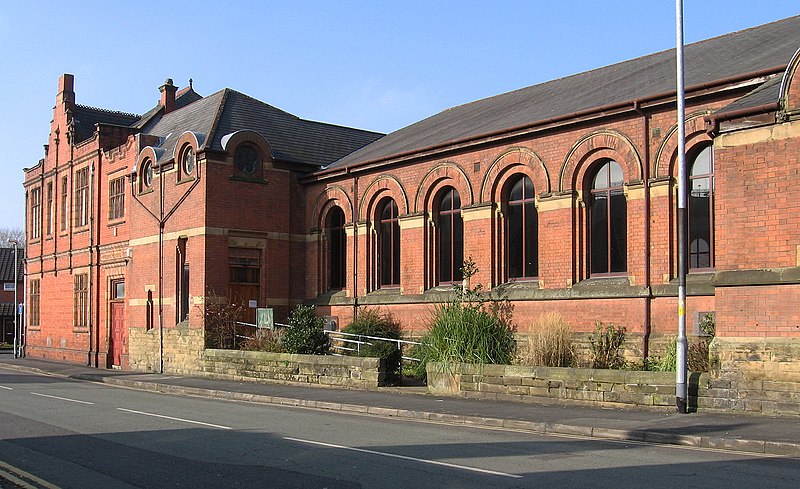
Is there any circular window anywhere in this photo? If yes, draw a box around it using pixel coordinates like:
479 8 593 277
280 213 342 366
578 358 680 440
234 144 259 175
142 160 154 188
182 146 195 175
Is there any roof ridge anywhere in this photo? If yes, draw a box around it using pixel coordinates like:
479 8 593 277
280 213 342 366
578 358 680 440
442 15 800 114
302 117 385 136
225 88 301 120
75 103 140 119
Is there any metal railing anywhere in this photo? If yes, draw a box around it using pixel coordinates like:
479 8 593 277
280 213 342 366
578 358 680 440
325 330 422 363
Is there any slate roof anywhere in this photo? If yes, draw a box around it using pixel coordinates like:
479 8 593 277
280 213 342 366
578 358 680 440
72 105 140 144
715 74 784 115
0 248 23 282
141 88 383 168
326 16 800 170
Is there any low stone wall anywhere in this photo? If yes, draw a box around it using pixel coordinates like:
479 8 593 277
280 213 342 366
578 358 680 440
202 349 387 388
129 326 204 375
427 362 800 416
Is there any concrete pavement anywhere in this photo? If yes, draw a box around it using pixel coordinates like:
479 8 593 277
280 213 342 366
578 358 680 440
1 352 798 458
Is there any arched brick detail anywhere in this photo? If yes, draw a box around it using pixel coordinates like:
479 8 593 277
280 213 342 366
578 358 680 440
654 111 712 178
358 174 409 221
780 46 800 114
480 147 550 203
414 162 473 213
559 130 642 192
311 185 353 229
171 131 206 162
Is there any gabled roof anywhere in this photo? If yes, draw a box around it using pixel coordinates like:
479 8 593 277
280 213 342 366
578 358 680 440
72 105 140 144
0 248 23 282
141 88 383 168
325 15 800 171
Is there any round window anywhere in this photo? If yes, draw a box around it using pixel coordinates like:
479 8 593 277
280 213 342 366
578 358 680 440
182 146 195 175
234 144 259 175
142 160 154 188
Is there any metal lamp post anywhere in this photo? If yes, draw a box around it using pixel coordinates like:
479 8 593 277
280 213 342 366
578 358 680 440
7 239 19 359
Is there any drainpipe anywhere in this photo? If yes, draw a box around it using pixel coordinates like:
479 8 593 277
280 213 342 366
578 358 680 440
634 100 652 361
88 160 95 367
352 172 359 321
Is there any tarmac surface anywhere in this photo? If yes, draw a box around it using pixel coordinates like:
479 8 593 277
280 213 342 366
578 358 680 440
1 352 799 458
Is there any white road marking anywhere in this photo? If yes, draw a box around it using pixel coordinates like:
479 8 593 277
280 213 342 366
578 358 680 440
284 437 523 479
30 392 94 405
116 407 232 430
0 385 12 390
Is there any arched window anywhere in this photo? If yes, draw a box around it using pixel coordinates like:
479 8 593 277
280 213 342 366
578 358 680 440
377 198 400 287
436 187 463 284
589 159 627 275
505 175 538 280
689 144 714 270
327 207 346 290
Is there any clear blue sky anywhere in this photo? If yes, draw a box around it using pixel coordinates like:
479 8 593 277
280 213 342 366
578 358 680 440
1 1 797 231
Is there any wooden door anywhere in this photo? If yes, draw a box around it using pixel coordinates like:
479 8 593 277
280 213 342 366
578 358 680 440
110 302 125 367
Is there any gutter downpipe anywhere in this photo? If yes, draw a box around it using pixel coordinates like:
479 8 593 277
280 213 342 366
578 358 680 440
634 100 652 361
352 170 359 321
88 159 95 366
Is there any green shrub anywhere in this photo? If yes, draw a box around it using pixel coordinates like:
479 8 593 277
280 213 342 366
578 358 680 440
517 312 575 367
589 321 626 369
342 308 402 384
419 300 515 367
414 259 515 378
283 305 327 355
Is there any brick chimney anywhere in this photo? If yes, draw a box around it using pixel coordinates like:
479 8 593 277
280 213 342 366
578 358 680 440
57 73 75 111
159 78 177 114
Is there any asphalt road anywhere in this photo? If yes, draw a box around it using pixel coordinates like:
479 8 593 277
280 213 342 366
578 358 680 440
1 368 799 488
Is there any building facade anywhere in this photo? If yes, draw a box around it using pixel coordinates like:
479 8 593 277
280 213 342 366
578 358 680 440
0 247 24 345
23 16 800 380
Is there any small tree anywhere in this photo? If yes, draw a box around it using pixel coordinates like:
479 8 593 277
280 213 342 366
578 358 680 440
204 297 243 349
283 305 327 355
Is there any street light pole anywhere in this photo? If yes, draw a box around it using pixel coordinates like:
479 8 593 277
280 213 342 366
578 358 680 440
7 239 19 359
675 0 689 414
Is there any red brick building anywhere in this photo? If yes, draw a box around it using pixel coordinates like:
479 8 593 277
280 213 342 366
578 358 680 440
23 16 800 379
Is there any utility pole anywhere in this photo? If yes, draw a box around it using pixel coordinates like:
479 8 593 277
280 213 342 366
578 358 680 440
675 0 689 414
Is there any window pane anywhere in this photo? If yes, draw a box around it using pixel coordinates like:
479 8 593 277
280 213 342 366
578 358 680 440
609 161 624 187
328 207 346 289
453 212 464 281
690 146 712 176
593 163 609 190
609 190 627 273
380 220 393 285
590 194 608 274
392 219 400 285
439 214 452 283
509 179 523 202
507 202 523 278
525 201 538 277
